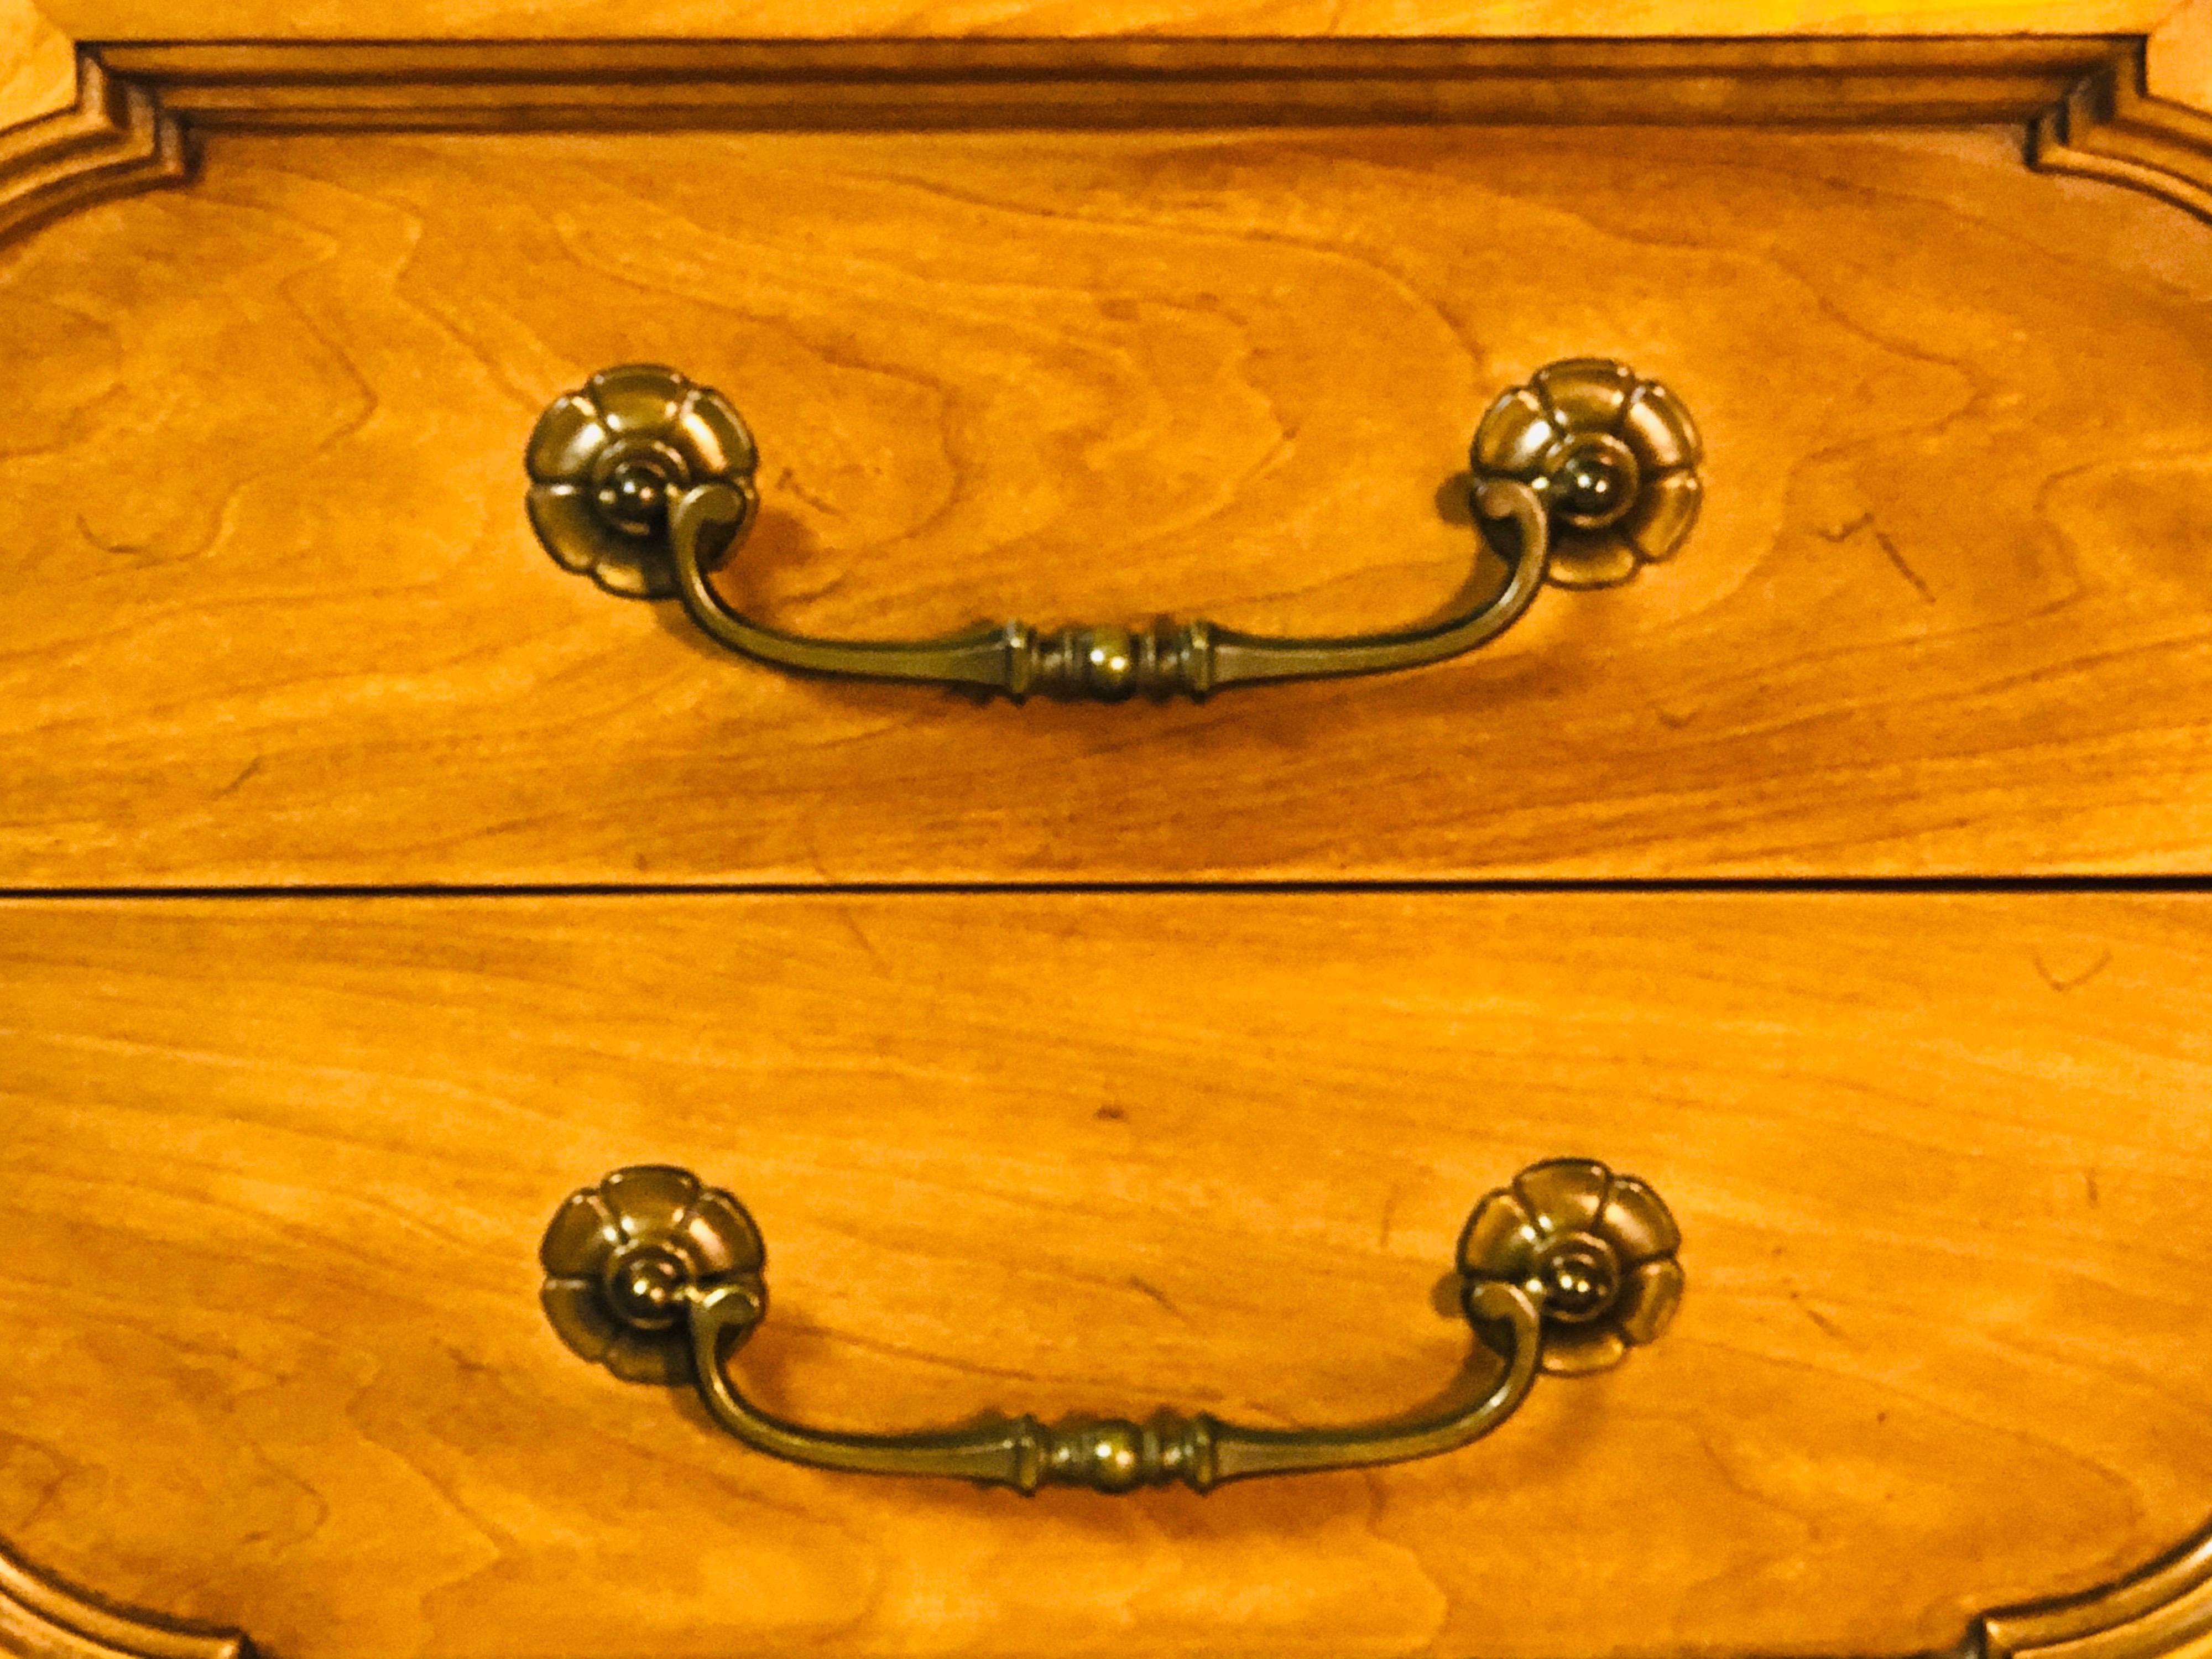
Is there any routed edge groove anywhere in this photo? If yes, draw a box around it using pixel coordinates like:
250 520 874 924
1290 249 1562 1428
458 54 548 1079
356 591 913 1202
0 1464 2206 1659
1976 1515 2212 1659
0 50 192 251
0 1536 249 1659
85 35 2126 131
17 34 2212 249
10 875 2212 901
2032 39 2212 223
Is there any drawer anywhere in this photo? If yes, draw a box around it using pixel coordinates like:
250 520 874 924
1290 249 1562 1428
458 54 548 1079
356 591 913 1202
6 893 2212 1659
6 40 2212 884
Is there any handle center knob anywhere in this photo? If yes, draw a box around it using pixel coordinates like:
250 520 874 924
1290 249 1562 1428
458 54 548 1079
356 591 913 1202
1535 1233 1623 1323
1547 435 1643 532
606 1243 697 1331
596 456 676 539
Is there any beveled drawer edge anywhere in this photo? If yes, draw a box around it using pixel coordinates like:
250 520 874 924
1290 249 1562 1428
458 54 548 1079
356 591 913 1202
1979 1517 2212 1659
2034 44 2212 222
0 1538 247 1659
0 48 187 250
7 34 2212 255
91 33 2122 131
4 1505 2210 1659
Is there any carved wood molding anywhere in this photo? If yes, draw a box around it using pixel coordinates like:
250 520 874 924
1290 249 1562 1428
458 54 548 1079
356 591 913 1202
1978 1516 2212 1659
2033 40 2212 223
9 35 2212 251
0 48 187 249
3 1510 2210 1659
86 36 2124 129
0 1538 248 1659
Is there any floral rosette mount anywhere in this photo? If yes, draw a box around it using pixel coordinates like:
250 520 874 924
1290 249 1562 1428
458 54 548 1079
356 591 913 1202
539 1165 766 1386
1472 358 1703 588
525 364 759 599
1459 1156 1684 1376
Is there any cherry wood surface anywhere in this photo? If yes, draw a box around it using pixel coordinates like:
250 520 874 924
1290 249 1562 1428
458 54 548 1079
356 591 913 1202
17 0 2178 41
0 1 71 131
87 38 2127 130
2 892 2210 1659
3 122 2212 884
8 14 2212 1659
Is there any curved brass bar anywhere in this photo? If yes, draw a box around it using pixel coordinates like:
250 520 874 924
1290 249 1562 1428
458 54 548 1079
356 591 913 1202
1207 480 1550 691
668 482 1023 694
538 1159 1684 1494
525 359 1702 702
684 1276 1542 1495
666 477 1550 703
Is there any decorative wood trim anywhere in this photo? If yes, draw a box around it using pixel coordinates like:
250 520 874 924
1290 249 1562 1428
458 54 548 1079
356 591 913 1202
91 35 2127 131
1 1502 2208 1659
0 1538 248 1659
2032 40 2212 222
11 35 2212 245
1977 1515 2212 1659
0 46 188 250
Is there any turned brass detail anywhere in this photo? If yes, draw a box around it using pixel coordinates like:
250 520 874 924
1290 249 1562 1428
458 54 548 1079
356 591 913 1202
538 1157 1682 1493
523 360 1701 702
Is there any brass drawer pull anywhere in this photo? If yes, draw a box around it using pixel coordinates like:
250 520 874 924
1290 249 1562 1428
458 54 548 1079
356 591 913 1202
524 360 1702 702
538 1157 1683 1493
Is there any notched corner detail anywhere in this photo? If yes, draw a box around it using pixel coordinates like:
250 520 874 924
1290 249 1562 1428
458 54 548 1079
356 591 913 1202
0 1534 252 1659
2031 40 2212 226
0 49 195 256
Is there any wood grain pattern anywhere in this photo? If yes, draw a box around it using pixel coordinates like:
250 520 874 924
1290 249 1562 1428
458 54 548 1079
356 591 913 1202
2150 0 2212 110
2 893 2210 1659
90 38 2124 131
3 122 2212 883
19 0 2180 43
0 0 74 134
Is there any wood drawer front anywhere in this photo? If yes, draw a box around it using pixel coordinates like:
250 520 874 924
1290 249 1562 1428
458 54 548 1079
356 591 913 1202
8 54 2212 884
5 892 2210 1659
